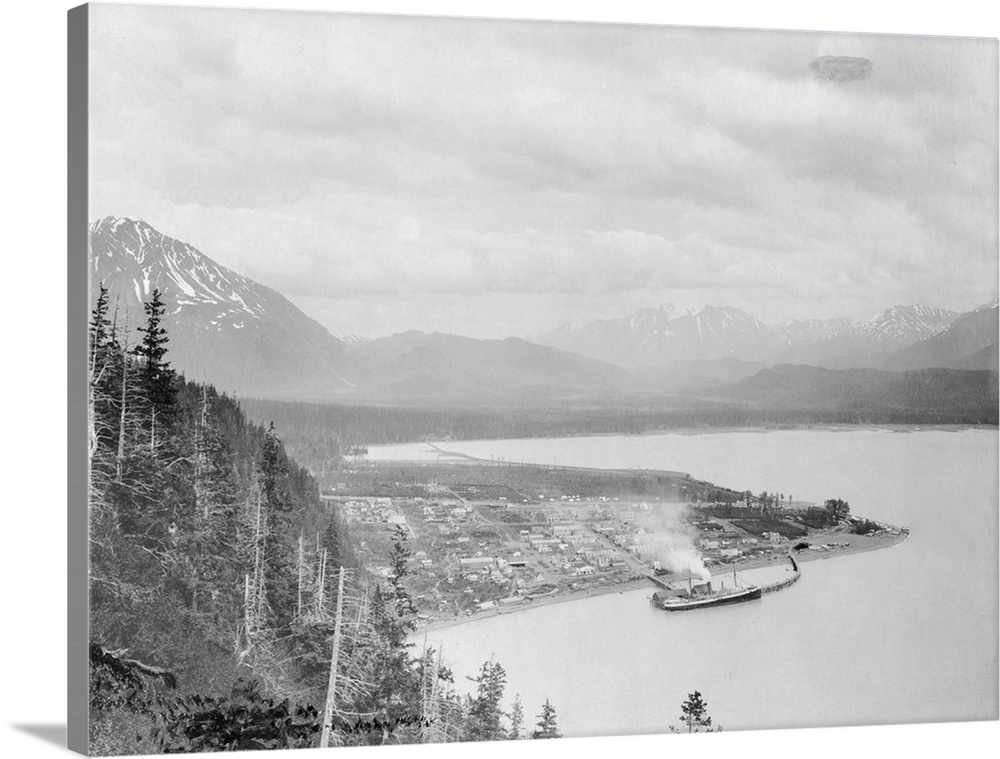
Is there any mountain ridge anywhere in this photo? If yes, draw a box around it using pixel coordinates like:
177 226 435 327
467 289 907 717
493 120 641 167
90 216 356 396
696 363 998 419
90 217 633 401
531 304 785 367
89 216 997 405
533 302 986 371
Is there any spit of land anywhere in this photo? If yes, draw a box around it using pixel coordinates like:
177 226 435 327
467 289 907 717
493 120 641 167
316 457 908 630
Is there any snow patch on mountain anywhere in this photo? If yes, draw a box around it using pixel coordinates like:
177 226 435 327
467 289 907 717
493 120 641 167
847 305 959 345
343 335 374 347
89 216 354 394
532 304 783 366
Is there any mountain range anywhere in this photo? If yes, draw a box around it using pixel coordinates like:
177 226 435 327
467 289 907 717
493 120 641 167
532 302 986 372
89 217 630 400
532 304 785 367
89 217 998 408
877 301 999 372
776 305 962 368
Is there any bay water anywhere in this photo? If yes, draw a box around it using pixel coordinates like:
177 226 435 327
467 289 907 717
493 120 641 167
371 428 998 734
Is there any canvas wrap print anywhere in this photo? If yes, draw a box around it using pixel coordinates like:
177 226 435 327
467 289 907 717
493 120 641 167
70 2 1000 755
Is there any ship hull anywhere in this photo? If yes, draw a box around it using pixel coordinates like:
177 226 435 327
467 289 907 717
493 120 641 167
652 586 762 611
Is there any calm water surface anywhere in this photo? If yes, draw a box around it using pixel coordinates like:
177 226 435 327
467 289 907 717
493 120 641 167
372 428 998 734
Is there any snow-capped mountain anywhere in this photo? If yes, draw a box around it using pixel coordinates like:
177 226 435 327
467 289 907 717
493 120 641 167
533 302 970 371
843 304 959 346
88 217 992 400
89 217 634 401
880 302 998 371
532 304 785 367
89 216 355 396
93 215 273 323
782 304 961 368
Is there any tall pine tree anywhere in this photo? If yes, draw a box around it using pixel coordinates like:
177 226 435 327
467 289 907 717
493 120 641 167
672 690 716 733
134 288 177 440
464 661 507 742
531 699 561 739
507 694 524 740
258 422 296 629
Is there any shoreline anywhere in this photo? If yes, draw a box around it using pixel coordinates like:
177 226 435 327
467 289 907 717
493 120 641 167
413 528 910 635
369 434 920 637
417 441 693 477
371 423 997 456
414 577 656 635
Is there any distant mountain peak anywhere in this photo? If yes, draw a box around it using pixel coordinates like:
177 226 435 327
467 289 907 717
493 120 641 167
851 304 959 343
90 216 267 319
94 214 145 228
532 302 782 367
89 216 354 395
343 335 374 347
881 300 999 371
772 303 963 368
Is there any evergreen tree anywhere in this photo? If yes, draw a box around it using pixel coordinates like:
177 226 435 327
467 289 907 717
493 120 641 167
89 284 112 369
351 525 422 744
531 698 561 739
89 286 113 466
672 690 716 733
257 422 297 628
464 661 507 742
387 524 416 624
260 423 289 511
134 288 177 436
507 693 524 739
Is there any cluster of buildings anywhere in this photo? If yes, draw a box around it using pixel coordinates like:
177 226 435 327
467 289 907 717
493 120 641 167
336 497 409 529
340 490 798 619
694 526 787 565
517 529 627 572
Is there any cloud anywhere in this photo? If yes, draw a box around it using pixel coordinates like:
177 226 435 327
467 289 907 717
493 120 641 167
87 6 998 337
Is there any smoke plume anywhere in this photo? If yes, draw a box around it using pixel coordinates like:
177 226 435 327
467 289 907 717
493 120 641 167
634 503 711 582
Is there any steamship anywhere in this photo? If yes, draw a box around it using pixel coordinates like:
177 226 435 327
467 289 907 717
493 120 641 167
650 567 762 611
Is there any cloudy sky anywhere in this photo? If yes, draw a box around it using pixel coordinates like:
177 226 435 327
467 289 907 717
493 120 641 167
88 3 998 339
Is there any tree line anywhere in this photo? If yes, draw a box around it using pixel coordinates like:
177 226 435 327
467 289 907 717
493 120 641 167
241 394 996 477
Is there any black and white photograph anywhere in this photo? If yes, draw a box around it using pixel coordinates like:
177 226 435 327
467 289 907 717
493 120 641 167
55 1 1000 756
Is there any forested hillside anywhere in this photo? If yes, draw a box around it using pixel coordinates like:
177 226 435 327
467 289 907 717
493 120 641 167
702 364 999 419
87 287 546 753
242 389 998 475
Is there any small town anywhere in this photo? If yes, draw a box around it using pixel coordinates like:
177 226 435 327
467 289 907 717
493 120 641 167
320 458 906 624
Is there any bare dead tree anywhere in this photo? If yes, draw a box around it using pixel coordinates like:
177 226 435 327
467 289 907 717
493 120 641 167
319 567 347 748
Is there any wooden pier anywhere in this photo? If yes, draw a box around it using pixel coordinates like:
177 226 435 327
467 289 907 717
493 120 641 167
760 554 801 595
